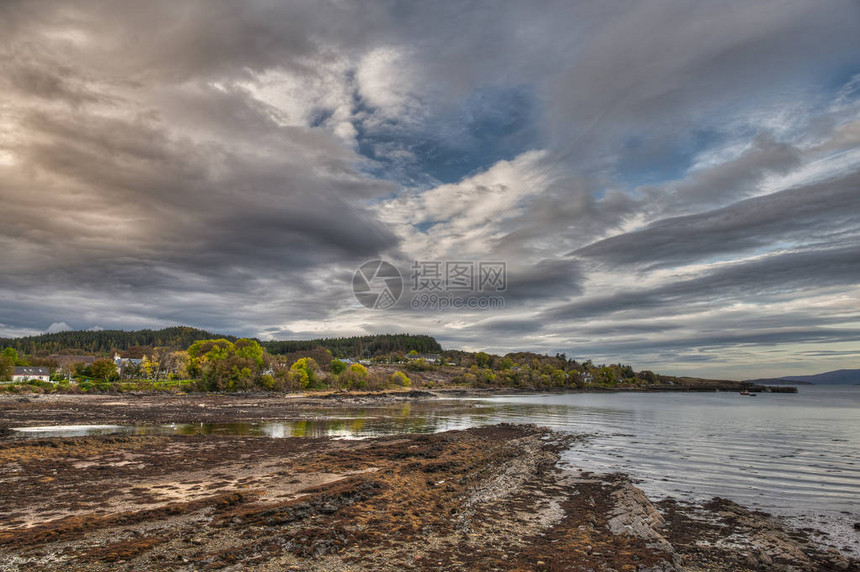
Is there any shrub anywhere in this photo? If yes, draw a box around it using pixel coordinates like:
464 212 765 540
404 358 435 372
260 374 276 391
341 363 368 390
390 371 411 387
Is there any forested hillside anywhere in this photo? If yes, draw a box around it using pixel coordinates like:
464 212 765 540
261 334 442 357
0 328 442 358
0 327 234 355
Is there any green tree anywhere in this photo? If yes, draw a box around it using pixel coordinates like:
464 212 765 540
474 352 491 368
234 338 264 364
289 358 320 389
597 366 617 385
140 356 159 380
188 338 235 368
91 359 119 382
0 356 12 381
329 358 347 375
2 347 20 364
187 338 266 391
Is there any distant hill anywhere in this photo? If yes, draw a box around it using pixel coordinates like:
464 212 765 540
0 327 442 358
747 369 860 385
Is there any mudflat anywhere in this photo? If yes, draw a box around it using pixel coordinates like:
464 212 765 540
0 391 453 428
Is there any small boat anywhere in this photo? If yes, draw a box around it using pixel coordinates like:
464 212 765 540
740 390 750 396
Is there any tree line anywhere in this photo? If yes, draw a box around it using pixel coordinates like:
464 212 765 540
0 327 235 355
0 328 442 358
259 334 442 358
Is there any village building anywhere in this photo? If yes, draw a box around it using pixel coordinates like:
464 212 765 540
12 366 51 383
113 353 144 376
406 353 441 363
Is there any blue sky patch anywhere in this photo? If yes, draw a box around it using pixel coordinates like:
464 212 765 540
354 84 539 186
614 129 726 188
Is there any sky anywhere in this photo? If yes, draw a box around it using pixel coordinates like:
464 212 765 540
1 1 859 379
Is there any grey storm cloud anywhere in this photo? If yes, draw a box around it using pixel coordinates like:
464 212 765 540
549 245 860 322
571 170 860 269
540 1 860 154
569 328 860 359
655 133 803 212
1 0 859 377
2 106 396 282
502 259 585 302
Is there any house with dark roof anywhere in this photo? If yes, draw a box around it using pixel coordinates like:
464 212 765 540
12 367 51 383
113 353 144 376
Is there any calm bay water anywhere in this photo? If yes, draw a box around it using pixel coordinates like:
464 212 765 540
474 387 859 511
13 385 860 553
466 386 860 554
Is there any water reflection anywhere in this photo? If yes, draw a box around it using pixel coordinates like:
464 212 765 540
13 424 128 438
11 402 492 440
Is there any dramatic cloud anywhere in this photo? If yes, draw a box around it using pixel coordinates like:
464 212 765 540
1 0 859 377
572 170 860 268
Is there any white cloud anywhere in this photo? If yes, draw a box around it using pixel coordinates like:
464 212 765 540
376 150 551 260
356 46 424 121
45 321 71 333
0 323 41 338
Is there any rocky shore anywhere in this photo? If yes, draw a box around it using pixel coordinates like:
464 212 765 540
0 417 855 571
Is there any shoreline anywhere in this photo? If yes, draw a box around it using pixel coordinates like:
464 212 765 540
0 385 797 412
0 424 855 571
0 384 800 428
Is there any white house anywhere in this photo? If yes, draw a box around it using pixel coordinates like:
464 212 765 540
406 353 441 363
12 367 51 383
